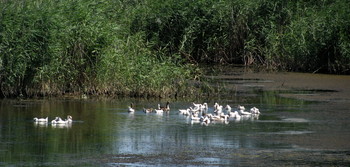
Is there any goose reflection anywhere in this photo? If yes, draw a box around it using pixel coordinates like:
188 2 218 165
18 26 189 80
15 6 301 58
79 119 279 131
51 123 72 129
34 121 48 127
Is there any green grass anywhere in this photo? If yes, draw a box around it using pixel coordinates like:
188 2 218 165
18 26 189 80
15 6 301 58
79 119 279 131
128 0 350 73
0 0 198 97
0 0 349 97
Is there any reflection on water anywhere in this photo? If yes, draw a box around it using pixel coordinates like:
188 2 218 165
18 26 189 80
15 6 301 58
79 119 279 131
33 122 73 129
0 97 314 166
1 71 350 166
50 123 72 129
33 122 49 128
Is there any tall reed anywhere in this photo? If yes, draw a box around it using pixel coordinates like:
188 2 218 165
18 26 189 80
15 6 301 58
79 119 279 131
0 0 197 97
129 0 350 73
1 0 349 97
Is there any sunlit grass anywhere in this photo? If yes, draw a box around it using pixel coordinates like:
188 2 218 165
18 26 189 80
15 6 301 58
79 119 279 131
1 0 349 97
0 0 198 97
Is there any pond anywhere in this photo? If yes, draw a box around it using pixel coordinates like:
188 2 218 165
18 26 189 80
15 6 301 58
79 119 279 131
1 67 350 166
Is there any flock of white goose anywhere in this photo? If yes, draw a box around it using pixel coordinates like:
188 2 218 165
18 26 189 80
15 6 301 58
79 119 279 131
33 102 260 126
128 102 261 125
33 115 73 125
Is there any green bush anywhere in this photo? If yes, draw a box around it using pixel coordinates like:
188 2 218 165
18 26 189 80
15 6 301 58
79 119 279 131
0 0 195 97
129 0 350 73
1 0 349 97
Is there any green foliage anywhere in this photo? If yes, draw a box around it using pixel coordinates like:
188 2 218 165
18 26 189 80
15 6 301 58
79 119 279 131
0 0 195 97
97 32 192 97
129 0 350 73
129 0 235 63
264 0 350 73
0 0 349 97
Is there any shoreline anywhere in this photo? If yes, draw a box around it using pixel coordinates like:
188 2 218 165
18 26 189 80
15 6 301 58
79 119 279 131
204 66 350 103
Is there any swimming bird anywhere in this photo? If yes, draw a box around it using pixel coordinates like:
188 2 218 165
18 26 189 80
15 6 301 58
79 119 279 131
192 102 208 111
159 102 170 112
66 115 73 123
225 105 241 119
237 105 245 111
238 109 252 115
179 108 190 115
33 117 48 122
207 113 220 121
214 105 223 115
200 114 211 124
192 102 201 108
214 102 219 110
236 105 251 115
220 113 230 121
225 105 232 114
189 106 201 114
154 108 164 114
51 117 68 124
51 117 59 124
128 103 135 113
201 103 208 110
143 108 153 113
181 108 192 116
229 110 241 119
190 113 201 121
250 107 260 114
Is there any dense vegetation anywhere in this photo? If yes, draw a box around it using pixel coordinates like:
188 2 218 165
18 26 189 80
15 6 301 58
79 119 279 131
129 0 350 72
1 0 349 97
0 0 197 97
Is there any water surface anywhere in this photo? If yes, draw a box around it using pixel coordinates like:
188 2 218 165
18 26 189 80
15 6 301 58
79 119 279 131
1 69 350 166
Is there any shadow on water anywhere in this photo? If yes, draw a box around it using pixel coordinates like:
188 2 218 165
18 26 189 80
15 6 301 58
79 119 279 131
1 67 350 166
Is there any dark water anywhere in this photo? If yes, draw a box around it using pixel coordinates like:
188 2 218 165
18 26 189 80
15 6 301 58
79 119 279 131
1 71 350 166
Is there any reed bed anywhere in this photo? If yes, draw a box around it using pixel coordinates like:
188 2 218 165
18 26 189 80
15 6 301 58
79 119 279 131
1 0 349 97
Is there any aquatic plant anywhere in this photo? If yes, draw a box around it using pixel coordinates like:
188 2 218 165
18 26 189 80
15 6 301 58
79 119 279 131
130 0 350 73
1 0 349 97
0 0 198 97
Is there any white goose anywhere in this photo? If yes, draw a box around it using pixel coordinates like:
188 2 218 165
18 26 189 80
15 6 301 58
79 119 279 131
143 108 153 113
51 117 67 124
214 105 223 115
192 102 202 109
66 115 73 123
201 103 208 110
201 115 211 124
207 113 221 121
179 108 190 115
33 117 48 122
225 105 232 114
229 111 241 119
237 105 246 111
219 113 230 121
238 109 252 115
183 108 192 116
158 102 170 112
250 107 260 114
51 116 72 124
154 108 164 114
237 105 251 115
128 103 135 113
192 102 208 111
214 102 219 110
190 113 201 121
189 106 201 113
